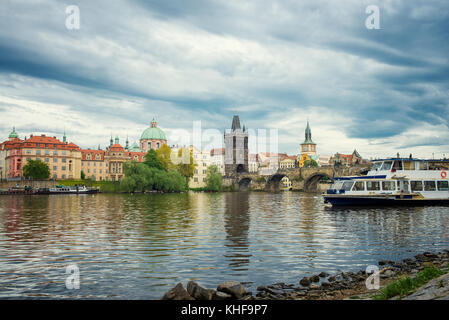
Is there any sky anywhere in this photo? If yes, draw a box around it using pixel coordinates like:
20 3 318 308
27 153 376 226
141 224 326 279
1 0 448 159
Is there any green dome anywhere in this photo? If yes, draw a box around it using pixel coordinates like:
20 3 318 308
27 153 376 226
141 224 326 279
129 142 142 152
140 119 167 141
9 127 18 139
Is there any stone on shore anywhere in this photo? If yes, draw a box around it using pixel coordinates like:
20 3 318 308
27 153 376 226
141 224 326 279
186 281 214 300
161 283 195 300
212 291 233 300
310 275 320 283
299 277 311 287
319 272 329 278
217 281 246 299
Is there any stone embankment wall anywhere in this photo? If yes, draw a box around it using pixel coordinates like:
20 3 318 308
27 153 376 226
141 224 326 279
0 180 56 189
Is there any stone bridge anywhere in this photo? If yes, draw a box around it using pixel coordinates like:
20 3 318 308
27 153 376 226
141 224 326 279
224 164 371 192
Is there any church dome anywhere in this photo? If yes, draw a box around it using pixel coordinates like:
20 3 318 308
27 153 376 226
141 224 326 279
8 127 18 139
140 119 167 141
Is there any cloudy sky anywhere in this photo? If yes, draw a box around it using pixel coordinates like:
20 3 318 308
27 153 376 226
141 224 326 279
1 0 448 158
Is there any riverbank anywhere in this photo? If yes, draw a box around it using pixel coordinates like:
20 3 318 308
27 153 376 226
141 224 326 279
161 249 449 300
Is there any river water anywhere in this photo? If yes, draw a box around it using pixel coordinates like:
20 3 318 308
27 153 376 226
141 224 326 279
0 192 448 299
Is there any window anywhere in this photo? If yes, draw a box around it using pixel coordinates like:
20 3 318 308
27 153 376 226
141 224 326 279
382 181 396 191
352 181 365 191
372 162 382 171
195 170 198 174
45 150 50 155
194 177 198 182
397 181 410 192
26 157 31 161
62 166 66 171
366 181 380 191
26 150 31 154
403 161 415 170
381 161 392 171
53 166 57 170
203 170 207 174
341 181 354 191
437 181 449 191
53 158 57 162
62 158 66 163
411 181 423 191
53 174 57 179
424 181 436 191
203 178 206 182
392 161 402 170
62 174 66 179
44 158 49 162
36 150 41 155
418 162 428 170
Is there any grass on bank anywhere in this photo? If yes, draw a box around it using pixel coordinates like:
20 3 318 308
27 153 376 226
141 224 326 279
372 265 446 300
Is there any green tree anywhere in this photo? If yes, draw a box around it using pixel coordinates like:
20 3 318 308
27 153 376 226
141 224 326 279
156 144 175 171
173 148 196 186
205 165 222 192
80 170 85 180
22 160 50 180
144 149 164 170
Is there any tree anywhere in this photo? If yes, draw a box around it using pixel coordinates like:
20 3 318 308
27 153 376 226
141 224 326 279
173 148 196 186
205 165 222 192
144 149 164 170
22 160 50 180
156 144 175 171
80 170 85 180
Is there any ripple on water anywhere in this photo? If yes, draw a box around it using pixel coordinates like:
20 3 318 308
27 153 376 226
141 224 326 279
0 192 448 298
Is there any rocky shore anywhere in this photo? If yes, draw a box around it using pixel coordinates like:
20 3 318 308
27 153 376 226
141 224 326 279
161 249 449 300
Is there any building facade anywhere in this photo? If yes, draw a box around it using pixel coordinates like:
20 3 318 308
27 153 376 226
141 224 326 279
330 150 362 166
0 129 82 180
224 115 249 176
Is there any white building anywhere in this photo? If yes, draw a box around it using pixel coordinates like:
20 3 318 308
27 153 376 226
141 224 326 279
248 153 259 173
210 148 225 175
190 146 212 188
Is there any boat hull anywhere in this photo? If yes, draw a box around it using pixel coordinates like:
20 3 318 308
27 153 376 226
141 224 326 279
324 195 449 206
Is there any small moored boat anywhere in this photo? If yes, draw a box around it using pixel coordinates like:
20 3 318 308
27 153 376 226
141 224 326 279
36 185 100 195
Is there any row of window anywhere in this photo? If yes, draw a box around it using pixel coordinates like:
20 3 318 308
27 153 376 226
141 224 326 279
348 180 449 192
27 157 69 163
26 149 68 156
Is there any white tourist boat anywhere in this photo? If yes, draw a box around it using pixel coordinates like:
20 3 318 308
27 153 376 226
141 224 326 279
37 185 100 195
323 158 449 206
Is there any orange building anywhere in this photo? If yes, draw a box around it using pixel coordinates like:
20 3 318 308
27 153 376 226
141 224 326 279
81 136 146 181
0 128 82 179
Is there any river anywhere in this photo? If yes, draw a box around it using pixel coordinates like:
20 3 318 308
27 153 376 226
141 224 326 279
0 192 448 299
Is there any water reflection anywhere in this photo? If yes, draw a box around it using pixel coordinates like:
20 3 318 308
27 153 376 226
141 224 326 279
0 193 448 299
223 192 251 272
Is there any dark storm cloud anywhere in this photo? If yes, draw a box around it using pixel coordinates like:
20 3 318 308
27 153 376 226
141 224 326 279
0 0 448 154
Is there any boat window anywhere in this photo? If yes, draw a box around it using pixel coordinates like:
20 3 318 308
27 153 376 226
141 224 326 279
352 181 365 191
341 181 354 191
372 162 382 171
366 181 380 191
392 161 403 170
437 181 449 191
403 181 410 192
418 162 428 170
424 181 436 191
381 161 393 171
411 181 423 191
382 181 396 191
403 161 415 170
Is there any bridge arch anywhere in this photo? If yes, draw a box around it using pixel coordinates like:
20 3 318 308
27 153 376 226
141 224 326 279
304 173 332 192
238 177 252 191
265 173 293 192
